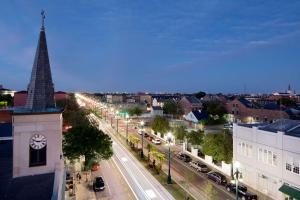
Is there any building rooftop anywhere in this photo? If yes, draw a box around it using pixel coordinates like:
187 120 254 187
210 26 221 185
238 119 300 138
184 95 202 104
192 110 208 121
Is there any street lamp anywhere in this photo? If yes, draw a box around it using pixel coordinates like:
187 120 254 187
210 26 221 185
166 132 172 184
140 120 145 159
110 108 114 127
116 110 119 133
126 114 129 143
233 161 243 200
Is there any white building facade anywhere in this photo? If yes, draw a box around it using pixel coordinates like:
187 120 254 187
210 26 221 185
233 120 300 200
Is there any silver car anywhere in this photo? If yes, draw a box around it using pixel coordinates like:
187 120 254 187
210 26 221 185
189 161 208 172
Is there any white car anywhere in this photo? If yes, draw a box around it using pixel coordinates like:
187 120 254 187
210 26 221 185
138 129 143 135
152 138 161 145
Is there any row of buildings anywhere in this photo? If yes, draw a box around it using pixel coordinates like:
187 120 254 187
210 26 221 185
93 86 300 125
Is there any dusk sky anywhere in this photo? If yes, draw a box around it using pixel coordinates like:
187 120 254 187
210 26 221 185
1 1 300 93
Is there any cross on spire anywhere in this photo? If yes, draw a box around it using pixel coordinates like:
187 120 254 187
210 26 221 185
41 10 46 30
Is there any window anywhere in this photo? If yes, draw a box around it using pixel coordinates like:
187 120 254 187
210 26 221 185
272 154 277 166
268 151 272 165
286 163 292 171
29 146 46 167
263 150 268 163
293 161 299 174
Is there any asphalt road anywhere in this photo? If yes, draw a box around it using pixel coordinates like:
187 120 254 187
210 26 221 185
107 112 235 200
93 158 136 200
98 117 175 200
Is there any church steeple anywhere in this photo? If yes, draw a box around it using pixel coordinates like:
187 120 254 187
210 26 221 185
25 10 55 110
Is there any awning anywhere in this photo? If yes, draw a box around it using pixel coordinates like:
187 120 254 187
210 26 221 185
279 183 300 200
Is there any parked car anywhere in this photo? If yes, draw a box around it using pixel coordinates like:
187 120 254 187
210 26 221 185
207 171 227 185
224 123 233 129
91 163 100 171
147 136 154 141
93 176 105 191
177 153 192 162
189 161 208 172
226 183 257 200
144 133 149 138
152 138 161 144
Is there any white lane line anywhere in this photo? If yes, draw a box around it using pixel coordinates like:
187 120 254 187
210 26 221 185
112 133 174 200
111 156 139 200
100 119 174 200
113 145 151 200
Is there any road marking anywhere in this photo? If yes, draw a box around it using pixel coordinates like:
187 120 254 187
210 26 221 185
145 189 157 199
121 157 128 162
111 156 139 200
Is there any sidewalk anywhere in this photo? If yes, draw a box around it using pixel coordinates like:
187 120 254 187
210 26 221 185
75 180 96 200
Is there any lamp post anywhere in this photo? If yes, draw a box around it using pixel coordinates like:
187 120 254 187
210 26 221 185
126 114 129 143
140 120 145 159
166 132 172 184
110 108 114 127
116 110 119 133
233 161 243 200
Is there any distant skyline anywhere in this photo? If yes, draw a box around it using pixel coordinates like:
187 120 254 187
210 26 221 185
0 1 300 94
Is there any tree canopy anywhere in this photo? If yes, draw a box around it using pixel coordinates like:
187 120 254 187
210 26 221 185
187 130 204 146
128 106 143 116
194 91 206 99
202 100 228 125
201 130 232 163
0 94 13 107
163 101 182 115
151 116 170 136
174 126 188 141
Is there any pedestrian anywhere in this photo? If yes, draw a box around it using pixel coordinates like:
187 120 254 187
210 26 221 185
78 173 82 183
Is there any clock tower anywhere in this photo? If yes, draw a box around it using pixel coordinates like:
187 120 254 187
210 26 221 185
12 11 63 178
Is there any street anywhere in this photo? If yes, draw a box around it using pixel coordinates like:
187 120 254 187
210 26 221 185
98 117 175 200
93 158 136 200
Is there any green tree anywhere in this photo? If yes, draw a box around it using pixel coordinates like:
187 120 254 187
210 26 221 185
0 94 13 107
129 106 143 116
163 101 182 115
63 125 113 170
151 116 170 137
202 100 227 125
174 126 188 141
202 130 232 163
187 130 204 146
278 98 297 107
194 91 206 99
128 135 140 149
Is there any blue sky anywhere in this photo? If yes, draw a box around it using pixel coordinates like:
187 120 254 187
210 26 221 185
0 0 300 93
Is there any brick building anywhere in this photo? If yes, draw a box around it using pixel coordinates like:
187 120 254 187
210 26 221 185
179 95 202 115
226 98 289 123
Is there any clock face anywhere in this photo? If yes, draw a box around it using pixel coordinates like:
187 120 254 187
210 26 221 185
30 134 47 150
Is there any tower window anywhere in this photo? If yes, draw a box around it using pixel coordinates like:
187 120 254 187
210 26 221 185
29 146 46 167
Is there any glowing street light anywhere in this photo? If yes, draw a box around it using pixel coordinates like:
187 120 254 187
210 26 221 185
126 114 129 143
140 120 145 159
166 132 172 184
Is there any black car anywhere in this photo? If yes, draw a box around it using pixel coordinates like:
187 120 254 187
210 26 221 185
207 171 227 185
177 153 192 162
93 176 105 191
226 183 257 200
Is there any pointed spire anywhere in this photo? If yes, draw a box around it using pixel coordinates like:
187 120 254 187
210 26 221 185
25 11 55 110
41 10 46 31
